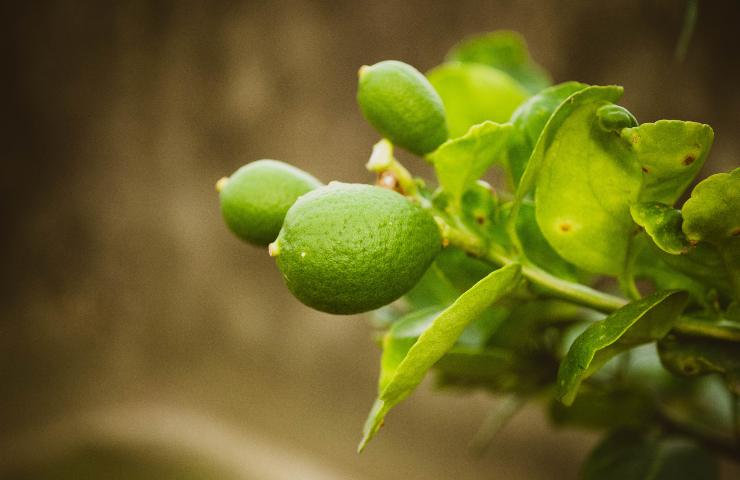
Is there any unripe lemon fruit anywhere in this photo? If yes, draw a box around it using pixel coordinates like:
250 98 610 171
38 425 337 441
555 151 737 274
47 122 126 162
218 160 322 246
357 60 448 156
271 183 442 314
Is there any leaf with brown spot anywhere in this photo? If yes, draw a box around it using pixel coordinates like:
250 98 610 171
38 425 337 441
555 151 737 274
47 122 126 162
621 120 714 205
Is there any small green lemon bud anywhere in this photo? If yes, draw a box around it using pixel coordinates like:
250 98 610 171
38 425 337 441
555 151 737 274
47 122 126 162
219 160 322 246
273 183 442 314
357 60 448 156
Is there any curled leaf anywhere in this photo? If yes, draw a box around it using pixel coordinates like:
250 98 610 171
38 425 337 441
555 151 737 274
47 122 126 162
596 104 638 132
556 290 689 406
630 202 691 255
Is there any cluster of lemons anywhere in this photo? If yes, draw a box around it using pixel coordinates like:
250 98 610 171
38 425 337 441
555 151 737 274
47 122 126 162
218 61 446 314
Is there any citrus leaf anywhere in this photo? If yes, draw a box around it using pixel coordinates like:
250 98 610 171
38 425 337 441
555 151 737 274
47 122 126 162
402 263 459 310
581 430 719 480
556 290 689 406
632 237 723 307
507 81 588 186
378 306 442 392
515 202 579 281
630 202 691 255
427 62 528 138
682 168 740 299
529 86 640 275
513 85 624 214
358 263 523 451
682 168 740 245
446 30 552 94
621 120 714 205
428 121 512 207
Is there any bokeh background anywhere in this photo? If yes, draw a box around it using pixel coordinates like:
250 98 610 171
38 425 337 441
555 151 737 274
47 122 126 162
2 1 740 478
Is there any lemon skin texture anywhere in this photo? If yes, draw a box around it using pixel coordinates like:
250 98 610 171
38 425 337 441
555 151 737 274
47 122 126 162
219 160 322 246
357 60 448 156
273 183 442 314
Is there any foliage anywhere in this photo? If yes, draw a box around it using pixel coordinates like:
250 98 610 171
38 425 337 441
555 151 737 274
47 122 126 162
219 30 740 476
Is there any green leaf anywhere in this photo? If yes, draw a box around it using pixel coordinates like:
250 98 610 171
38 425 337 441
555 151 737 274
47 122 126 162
402 263 459 310
630 202 691 255
683 168 740 245
428 121 512 206
581 430 718 480
358 263 523 451
632 237 721 307
378 306 442 392
512 85 713 276
427 62 528 138
433 246 495 293
515 202 579 281
446 30 551 94
658 332 740 394
621 120 714 205
513 85 624 213
556 290 689 405
530 86 640 274
507 81 589 186
682 169 740 299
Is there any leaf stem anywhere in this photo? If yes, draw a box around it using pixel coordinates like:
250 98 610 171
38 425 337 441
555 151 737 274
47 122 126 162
672 319 740 342
441 221 627 313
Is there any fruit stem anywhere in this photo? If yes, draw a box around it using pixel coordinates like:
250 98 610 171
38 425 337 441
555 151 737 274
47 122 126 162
443 222 627 313
366 139 418 196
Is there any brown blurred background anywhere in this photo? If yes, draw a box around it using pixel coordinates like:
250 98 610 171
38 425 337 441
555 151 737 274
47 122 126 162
2 1 739 478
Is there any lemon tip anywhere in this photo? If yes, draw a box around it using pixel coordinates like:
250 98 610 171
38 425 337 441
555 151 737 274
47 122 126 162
215 177 229 192
268 241 280 257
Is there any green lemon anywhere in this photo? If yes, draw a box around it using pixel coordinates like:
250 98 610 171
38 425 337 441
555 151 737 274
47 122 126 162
271 183 442 314
357 60 448 156
218 160 322 246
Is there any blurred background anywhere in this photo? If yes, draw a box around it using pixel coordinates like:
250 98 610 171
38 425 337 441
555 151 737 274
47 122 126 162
2 0 739 478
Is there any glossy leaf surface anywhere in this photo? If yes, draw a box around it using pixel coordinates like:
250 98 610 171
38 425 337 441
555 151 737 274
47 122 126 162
507 81 588 186
557 290 688 405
